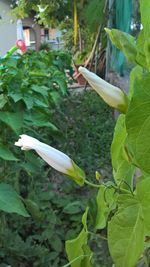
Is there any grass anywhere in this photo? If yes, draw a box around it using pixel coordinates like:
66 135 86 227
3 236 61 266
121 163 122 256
52 89 115 182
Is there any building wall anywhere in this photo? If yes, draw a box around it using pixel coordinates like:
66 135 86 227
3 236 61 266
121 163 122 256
0 0 17 56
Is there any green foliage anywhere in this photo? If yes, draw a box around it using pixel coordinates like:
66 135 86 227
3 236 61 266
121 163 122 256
0 50 71 164
0 49 73 264
53 2 150 267
11 0 72 26
105 28 138 64
108 177 150 267
140 0 150 38
0 183 28 217
101 1 150 266
66 208 93 267
95 185 116 230
111 114 134 188
0 89 114 266
2 50 74 217
126 72 150 173
82 0 105 32
105 27 148 68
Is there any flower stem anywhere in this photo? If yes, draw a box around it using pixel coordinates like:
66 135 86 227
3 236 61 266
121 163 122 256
85 179 130 194
84 179 100 188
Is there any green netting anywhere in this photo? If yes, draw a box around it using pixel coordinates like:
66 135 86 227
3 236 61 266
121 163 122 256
111 0 132 75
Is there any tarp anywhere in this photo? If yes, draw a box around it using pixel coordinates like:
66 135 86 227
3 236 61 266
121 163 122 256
111 0 132 75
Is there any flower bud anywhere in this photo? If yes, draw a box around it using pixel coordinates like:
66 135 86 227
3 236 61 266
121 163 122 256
15 135 85 185
79 67 128 113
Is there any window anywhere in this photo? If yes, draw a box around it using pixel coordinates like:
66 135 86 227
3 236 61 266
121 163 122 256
44 29 49 41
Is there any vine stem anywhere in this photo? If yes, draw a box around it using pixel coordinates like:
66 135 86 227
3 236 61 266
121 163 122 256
85 179 130 194
84 179 101 188
61 254 90 267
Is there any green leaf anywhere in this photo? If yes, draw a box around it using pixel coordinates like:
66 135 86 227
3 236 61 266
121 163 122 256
105 28 137 64
50 235 62 253
95 185 116 229
0 145 18 161
126 73 150 173
24 199 43 221
128 66 143 99
136 30 148 69
108 194 145 267
54 77 67 95
0 94 7 109
66 207 93 267
135 177 150 234
34 98 48 108
50 91 61 104
111 115 134 187
23 95 34 109
0 111 23 134
108 177 150 267
8 91 23 103
31 85 48 97
0 183 29 217
21 151 43 174
144 38 150 71
63 201 83 214
24 112 58 131
140 0 150 38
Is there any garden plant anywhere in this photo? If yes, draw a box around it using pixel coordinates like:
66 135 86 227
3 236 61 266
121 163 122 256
1 0 150 267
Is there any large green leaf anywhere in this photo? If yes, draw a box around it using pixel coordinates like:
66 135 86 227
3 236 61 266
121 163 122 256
0 145 18 161
105 28 137 64
111 115 134 187
66 207 93 267
128 66 143 99
0 111 23 134
95 185 116 230
140 0 150 38
126 73 150 174
108 177 150 267
0 183 29 217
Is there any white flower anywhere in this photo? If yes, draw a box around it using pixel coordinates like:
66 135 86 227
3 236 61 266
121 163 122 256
15 135 85 185
79 67 128 113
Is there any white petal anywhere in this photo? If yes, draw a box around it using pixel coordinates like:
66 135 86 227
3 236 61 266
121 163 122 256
15 134 40 150
15 135 73 174
79 67 128 112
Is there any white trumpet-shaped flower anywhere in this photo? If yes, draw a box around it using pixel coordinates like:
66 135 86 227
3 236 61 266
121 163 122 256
15 135 85 185
79 67 128 113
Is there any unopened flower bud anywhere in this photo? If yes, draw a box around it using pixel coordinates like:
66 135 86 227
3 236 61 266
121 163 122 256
79 67 128 113
15 135 85 185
